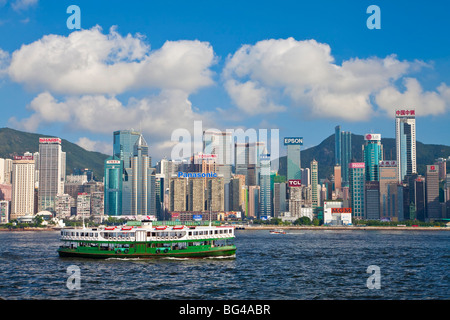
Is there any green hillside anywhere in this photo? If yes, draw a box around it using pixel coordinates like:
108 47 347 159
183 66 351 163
0 128 109 180
279 133 450 180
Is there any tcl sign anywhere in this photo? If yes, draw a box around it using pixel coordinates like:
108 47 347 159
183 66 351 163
288 180 301 187
331 208 352 213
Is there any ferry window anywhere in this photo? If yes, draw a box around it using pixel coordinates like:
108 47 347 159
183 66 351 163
152 232 156 237
147 232 151 237
188 232 192 236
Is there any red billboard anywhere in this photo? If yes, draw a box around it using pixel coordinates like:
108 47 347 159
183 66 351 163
349 162 365 169
39 137 61 144
331 208 352 213
288 179 302 187
14 156 34 160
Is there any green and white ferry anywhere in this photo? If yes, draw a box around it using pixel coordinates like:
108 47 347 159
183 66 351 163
57 220 236 259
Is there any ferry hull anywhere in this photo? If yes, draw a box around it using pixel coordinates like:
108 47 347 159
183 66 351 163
57 246 236 259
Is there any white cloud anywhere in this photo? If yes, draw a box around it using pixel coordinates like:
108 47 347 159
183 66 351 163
375 78 450 117
11 0 37 11
223 37 438 121
10 90 217 160
8 26 216 95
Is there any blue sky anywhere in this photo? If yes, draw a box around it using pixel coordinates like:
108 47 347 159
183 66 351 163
0 0 449 162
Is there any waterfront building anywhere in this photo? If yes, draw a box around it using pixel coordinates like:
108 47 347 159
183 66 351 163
248 185 260 218
426 164 440 220
341 131 352 186
414 177 426 221
234 141 266 186
364 181 380 220
76 193 90 217
104 156 122 216
284 137 302 180
130 134 156 216
311 159 318 213
38 137 66 213
379 161 398 219
0 200 8 223
335 125 341 166
363 134 383 181
349 162 365 220
55 194 75 218
259 153 271 218
11 155 35 220
273 182 287 217
395 109 416 182
169 177 187 212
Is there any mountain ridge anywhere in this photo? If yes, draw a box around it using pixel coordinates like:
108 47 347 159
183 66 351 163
0 127 109 180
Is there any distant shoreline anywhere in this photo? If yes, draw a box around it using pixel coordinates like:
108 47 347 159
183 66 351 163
0 225 448 232
240 226 449 231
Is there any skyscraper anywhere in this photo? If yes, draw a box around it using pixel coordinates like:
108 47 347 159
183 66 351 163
349 162 365 220
130 134 155 216
104 157 122 216
379 161 398 219
11 155 35 220
426 164 440 220
341 131 352 186
365 181 380 220
311 159 318 213
335 125 341 165
363 134 383 181
395 109 416 182
234 141 266 186
38 137 66 213
113 130 141 215
284 137 303 180
204 130 232 184
259 152 271 218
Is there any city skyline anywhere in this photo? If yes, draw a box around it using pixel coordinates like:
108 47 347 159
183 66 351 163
0 1 449 163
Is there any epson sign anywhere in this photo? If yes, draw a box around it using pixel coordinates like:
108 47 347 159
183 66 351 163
284 137 303 145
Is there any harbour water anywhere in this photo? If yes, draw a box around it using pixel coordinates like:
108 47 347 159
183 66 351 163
0 229 448 300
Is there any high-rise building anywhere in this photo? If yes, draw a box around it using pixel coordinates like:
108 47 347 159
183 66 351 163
335 125 341 166
365 181 380 220
38 137 66 213
426 164 440 220
188 177 205 211
349 162 365 220
395 109 416 182
104 157 122 216
434 158 447 181
234 141 265 186
415 177 426 221
11 155 35 220
204 130 232 184
311 159 318 213
113 130 141 215
379 161 398 219
341 131 352 186
273 182 287 217
169 177 187 212
284 137 303 180
130 134 156 216
206 176 225 212
248 186 260 218
76 192 90 217
363 134 383 181
259 153 271 218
